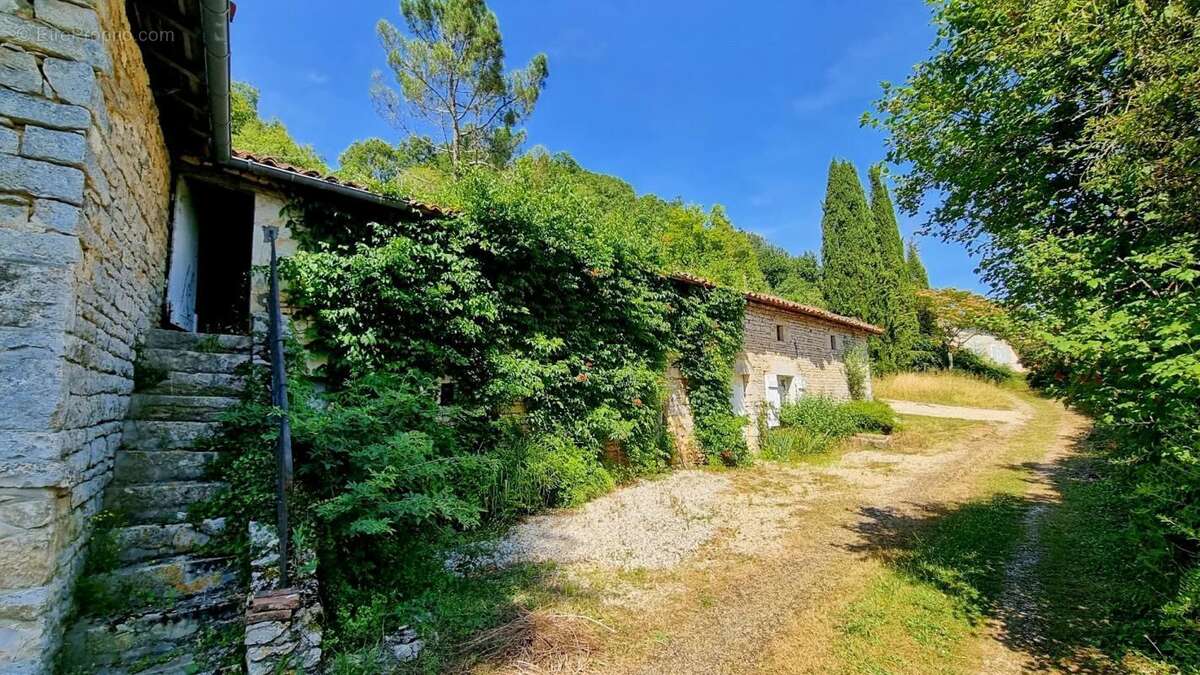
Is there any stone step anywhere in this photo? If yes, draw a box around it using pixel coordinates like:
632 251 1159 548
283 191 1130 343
114 450 220 484
105 481 225 524
141 347 258 376
85 552 238 614
121 419 221 451
145 328 254 353
61 592 241 674
90 555 238 609
140 370 248 397
114 519 225 564
128 393 242 421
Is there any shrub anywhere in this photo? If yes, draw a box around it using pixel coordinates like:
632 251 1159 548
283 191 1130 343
778 396 860 438
522 434 615 509
845 341 870 400
769 396 899 460
843 399 898 434
952 349 1017 384
761 427 832 460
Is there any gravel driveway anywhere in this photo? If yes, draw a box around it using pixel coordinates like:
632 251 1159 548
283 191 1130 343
459 394 1084 674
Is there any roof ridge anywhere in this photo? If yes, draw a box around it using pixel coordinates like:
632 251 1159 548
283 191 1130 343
668 272 883 335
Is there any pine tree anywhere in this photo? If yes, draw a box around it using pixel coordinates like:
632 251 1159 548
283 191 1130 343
905 240 930 290
868 165 920 371
821 160 883 324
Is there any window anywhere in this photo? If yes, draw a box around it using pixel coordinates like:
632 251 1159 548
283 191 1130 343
778 375 794 404
776 324 785 342
830 334 837 350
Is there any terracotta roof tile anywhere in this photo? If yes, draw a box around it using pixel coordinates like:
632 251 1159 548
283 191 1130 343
670 272 884 335
231 149 453 218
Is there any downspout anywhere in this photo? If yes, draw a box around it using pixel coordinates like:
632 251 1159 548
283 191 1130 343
199 0 410 209
200 0 232 162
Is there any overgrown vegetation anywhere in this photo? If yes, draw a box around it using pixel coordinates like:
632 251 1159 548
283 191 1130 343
762 397 897 461
874 0 1200 664
202 154 761 664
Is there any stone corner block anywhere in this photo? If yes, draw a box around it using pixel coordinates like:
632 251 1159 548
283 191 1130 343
20 125 85 167
41 57 95 107
31 198 80 234
0 153 84 204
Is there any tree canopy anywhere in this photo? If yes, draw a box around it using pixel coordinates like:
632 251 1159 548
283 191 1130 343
820 159 883 325
874 0 1200 657
230 82 328 172
868 164 920 371
371 0 549 172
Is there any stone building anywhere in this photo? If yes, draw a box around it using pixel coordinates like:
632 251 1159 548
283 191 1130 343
0 2 439 672
0 1 883 671
667 274 882 459
959 331 1025 372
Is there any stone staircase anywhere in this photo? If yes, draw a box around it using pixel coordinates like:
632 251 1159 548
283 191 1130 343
62 329 257 674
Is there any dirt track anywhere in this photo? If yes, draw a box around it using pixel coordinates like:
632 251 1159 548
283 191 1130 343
471 394 1088 674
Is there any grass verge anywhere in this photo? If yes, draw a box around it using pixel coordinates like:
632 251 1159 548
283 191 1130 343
829 393 1066 674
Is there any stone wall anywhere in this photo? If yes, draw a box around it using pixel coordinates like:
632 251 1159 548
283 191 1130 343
0 1 171 671
734 302 872 451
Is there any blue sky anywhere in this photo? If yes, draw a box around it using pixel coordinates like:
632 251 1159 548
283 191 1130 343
230 1 983 291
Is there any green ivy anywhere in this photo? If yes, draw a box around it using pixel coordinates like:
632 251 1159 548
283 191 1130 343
670 283 749 466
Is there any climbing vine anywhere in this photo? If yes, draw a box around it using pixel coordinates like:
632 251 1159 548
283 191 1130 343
204 163 760 661
670 283 749 465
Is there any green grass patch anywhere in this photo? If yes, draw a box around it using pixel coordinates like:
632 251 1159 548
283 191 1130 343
1033 453 1180 673
834 494 1028 674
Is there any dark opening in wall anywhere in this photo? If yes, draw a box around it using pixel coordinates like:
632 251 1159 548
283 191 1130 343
164 177 255 335
193 182 255 334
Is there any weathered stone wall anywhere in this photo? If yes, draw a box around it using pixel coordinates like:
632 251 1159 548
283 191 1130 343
0 1 171 671
662 301 874 457
734 302 872 451
663 365 701 466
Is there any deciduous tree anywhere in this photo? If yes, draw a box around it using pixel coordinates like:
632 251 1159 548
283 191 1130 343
873 0 1200 653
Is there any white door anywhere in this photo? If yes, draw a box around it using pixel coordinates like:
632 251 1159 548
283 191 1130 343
166 179 199 331
765 374 781 427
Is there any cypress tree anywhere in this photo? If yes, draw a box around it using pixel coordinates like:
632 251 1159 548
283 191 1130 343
820 160 883 324
905 240 930 290
868 164 920 371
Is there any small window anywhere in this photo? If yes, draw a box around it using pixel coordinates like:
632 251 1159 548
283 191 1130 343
778 375 794 404
776 325 785 342
830 334 837 350
438 381 456 406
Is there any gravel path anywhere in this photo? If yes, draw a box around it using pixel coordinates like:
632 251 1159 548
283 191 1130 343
882 398 1028 423
976 416 1089 675
458 394 1083 674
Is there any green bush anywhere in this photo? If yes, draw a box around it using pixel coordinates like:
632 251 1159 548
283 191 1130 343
843 399 898 434
952 349 1017 383
523 434 615 508
844 341 871 400
778 396 861 438
769 397 899 460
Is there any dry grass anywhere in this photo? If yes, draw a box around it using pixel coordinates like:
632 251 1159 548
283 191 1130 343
875 371 1019 410
456 608 615 674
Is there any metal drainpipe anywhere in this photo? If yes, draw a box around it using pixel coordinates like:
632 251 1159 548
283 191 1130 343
264 225 292 588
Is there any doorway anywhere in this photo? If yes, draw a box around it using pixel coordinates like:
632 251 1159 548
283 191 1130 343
165 177 255 335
